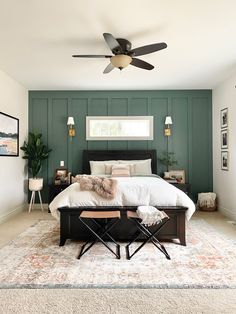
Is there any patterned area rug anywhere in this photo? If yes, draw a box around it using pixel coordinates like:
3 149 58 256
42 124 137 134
0 219 236 288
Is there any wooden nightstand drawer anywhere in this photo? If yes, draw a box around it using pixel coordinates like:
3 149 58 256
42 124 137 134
169 183 191 196
48 184 70 203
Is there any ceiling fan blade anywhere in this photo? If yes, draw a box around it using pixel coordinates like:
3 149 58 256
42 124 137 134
72 54 112 58
130 42 167 57
103 33 122 53
130 58 154 70
103 63 115 74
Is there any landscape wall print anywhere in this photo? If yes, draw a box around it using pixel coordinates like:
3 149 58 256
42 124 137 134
0 112 19 156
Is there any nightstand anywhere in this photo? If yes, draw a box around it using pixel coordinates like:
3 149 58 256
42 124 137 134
169 183 191 196
48 184 70 204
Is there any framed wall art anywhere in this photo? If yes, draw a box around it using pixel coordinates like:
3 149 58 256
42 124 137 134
220 108 228 129
0 112 19 157
54 168 69 185
168 170 186 184
221 151 229 171
86 116 153 140
221 129 228 149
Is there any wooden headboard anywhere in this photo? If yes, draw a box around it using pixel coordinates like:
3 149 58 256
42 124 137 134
82 150 157 174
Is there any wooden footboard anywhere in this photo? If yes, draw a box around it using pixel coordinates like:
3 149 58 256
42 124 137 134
58 206 188 247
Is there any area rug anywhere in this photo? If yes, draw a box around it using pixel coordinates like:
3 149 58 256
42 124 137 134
0 219 236 288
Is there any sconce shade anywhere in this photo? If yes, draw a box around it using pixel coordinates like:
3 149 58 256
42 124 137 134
67 117 75 125
165 116 172 125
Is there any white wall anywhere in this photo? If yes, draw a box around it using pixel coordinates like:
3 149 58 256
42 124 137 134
0 70 28 222
213 73 236 220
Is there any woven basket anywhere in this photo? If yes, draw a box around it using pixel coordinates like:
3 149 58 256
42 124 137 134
198 205 217 212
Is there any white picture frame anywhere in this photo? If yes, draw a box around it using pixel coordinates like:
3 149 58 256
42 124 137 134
220 108 228 129
221 151 229 171
168 170 186 184
221 129 228 149
86 116 153 141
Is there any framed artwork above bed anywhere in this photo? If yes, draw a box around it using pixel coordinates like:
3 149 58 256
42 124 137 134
0 112 19 157
86 116 153 141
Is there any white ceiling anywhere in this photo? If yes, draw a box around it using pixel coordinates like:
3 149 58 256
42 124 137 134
1 0 236 90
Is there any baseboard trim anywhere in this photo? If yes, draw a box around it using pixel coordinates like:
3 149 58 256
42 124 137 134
218 205 236 221
0 204 26 224
29 203 48 210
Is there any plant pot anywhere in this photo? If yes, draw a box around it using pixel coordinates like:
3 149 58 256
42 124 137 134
29 178 43 191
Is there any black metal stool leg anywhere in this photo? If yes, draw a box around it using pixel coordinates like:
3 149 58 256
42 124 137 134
92 219 120 245
126 216 171 260
78 218 120 259
79 218 119 256
135 222 171 260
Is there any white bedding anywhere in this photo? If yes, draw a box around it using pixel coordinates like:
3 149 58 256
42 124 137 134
49 175 195 221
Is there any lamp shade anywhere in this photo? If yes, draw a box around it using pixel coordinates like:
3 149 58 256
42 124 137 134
67 117 75 125
111 55 132 68
165 116 172 125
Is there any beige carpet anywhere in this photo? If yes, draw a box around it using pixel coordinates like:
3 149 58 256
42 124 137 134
0 289 236 314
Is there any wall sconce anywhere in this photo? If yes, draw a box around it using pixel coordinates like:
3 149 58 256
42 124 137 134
67 117 75 137
164 116 172 136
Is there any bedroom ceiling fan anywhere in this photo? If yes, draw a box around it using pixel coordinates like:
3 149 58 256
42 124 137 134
72 33 167 74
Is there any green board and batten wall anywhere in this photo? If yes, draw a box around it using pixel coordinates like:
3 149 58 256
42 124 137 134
29 90 212 201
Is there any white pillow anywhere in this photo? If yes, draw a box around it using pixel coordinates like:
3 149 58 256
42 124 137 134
90 160 117 175
118 159 152 175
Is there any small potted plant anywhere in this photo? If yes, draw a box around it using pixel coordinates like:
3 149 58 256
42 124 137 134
20 132 51 191
158 151 178 174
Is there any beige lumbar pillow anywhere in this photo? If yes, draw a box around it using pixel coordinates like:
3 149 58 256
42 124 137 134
111 164 131 177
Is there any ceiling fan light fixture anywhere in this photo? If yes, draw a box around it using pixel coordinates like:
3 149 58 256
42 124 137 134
111 54 132 69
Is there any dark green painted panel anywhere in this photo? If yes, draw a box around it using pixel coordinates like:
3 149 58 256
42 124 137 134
88 98 108 150
49 98 68 180
172 97 189 181
192 97 211 200
128 98 148 150
150 98 168 175
108 98 128 150
71 98 88 173
29 90 212 203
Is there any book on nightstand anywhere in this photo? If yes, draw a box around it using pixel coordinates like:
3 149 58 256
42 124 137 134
164 179 178 183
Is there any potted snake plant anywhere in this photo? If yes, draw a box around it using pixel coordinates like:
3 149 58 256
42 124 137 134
20 132 51 191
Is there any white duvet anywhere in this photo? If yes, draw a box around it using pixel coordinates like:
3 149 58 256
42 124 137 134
49 175 195 221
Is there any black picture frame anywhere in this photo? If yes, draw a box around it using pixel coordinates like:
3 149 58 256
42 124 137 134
220 108 228 129
0 112 19 157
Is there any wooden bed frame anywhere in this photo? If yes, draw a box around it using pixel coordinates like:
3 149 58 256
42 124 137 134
58 150 188 246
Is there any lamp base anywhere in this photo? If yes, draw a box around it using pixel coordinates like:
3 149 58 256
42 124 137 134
69 129 75 137
165 128 171 136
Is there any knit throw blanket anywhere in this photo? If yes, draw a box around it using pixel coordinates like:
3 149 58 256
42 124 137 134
76 175 117 199
137 205 163 226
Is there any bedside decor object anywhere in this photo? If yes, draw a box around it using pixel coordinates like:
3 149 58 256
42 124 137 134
20 132 51 212
221 151 229 171
197 192 217 211
54 168 69 185
67 116 75 137
0 112 19 156
158 151 178 172
168 170 185 184
220 108 228 129
164 116 172 136
221 129 228 149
